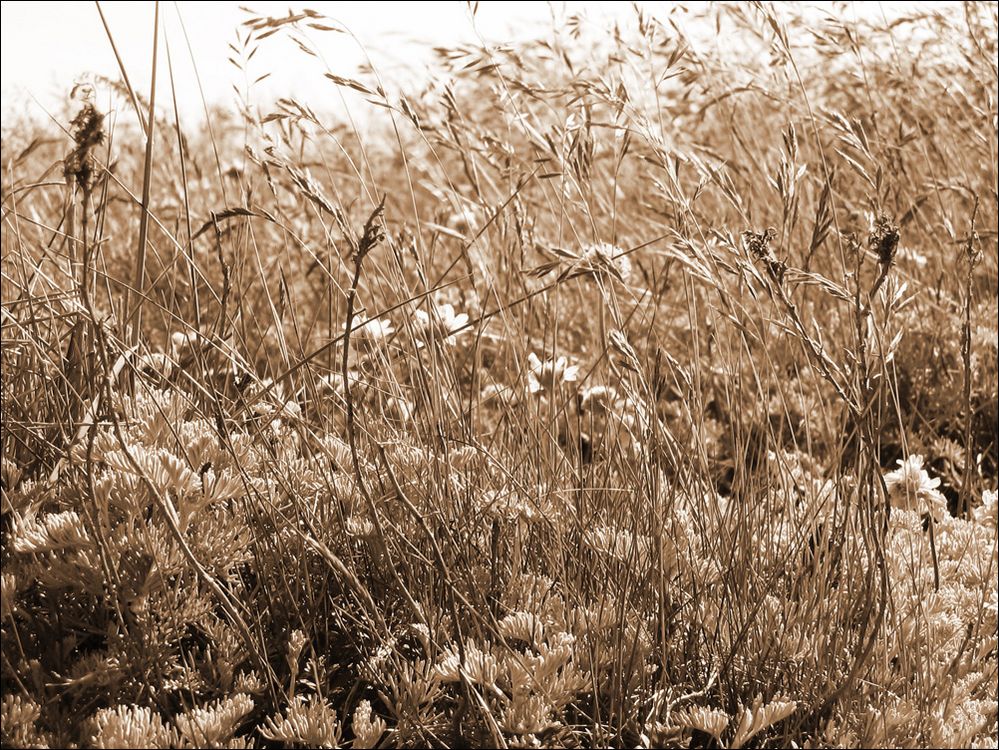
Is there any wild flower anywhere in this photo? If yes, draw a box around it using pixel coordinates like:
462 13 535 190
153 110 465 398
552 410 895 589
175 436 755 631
138 352 174 380
413 302 469 348
531 242 633 285
0 457 21 494
346 515 377 539
435 640 501 691
170 329 199 357
569 596 623 636
287 629 308 667
1 695 44 748
198 468 244 502
88 704 175 749
973 489 997 531
351 700 387 749
482 490 537 523
259 694 342 748
10 510 91 553
575 384 633 455
526 352 579 394
248 380 302 424
671 705 730 740
578 384 618 415
730 696 797 748
3 7 997 749
362 637 398 684
884 454 947 519
498 611 546 648
501 693 556 736
578 242 632 284
173 694 254 747
318 371 366 404
501 573 566 627
386 396 414 423
583 525 653 568
480 382 521 406
349 317 396 348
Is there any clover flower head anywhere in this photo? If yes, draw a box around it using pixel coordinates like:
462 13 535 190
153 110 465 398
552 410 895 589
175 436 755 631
346 515 377 539
351 700 387 750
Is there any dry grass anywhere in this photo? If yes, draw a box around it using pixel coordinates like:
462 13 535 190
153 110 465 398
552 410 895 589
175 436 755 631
1 3 997 748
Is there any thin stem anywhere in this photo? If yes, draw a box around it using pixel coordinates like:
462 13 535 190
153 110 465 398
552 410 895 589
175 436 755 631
125 1 160 365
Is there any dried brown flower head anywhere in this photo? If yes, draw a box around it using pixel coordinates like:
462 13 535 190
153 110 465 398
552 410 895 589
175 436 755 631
868 214 900 267
743 227 786 284
64 85 105 194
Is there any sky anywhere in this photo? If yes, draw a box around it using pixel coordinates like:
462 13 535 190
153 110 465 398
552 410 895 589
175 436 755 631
0 1 966 126
1 1 644 124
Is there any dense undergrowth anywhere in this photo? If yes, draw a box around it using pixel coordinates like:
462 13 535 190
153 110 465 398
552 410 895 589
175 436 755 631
1 3 997 748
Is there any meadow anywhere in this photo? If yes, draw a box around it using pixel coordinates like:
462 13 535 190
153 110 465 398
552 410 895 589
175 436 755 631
1 3 997 747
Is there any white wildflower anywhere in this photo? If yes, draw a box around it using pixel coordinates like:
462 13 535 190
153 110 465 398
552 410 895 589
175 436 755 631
974 489 997 531
386 396 414 423
350 317 395 348
413 303 470 348
527 352 579 394
483 490 537 523
884 455 947 520
501 693 555 736
898 245 928 268
580 242 632 283
578 385 618 415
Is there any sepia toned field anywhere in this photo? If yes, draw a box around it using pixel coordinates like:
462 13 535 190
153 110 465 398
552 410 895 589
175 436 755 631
1 3 997 748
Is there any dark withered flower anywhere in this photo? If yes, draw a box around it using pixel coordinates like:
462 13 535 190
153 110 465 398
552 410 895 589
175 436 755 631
64 85 105 193
742 227 786 284
741 227 778 262
867 214 900 267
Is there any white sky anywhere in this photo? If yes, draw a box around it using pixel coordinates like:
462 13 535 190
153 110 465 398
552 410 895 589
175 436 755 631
0 1 966 126
1 1 644 123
